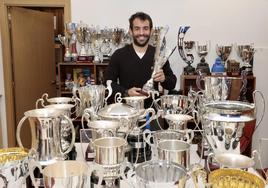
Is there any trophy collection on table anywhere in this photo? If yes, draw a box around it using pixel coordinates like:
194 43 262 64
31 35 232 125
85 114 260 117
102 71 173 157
1 23 267 188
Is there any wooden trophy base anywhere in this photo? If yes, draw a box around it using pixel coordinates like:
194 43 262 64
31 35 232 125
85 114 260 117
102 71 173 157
77 55 94 62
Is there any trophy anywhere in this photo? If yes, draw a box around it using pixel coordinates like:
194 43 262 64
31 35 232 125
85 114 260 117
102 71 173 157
196 41 210 75
100 27 113 61
76 24 93 61
142 26 176 93
178 26 196 75
216 44 232 69
58 34 72 61
236 43 255 75
65 22 78 61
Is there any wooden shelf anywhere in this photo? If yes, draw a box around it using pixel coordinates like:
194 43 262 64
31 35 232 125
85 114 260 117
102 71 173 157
57 61 109 96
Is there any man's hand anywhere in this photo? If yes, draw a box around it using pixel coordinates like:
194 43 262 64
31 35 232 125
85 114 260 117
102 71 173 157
127 87 144 96
153 69 165 83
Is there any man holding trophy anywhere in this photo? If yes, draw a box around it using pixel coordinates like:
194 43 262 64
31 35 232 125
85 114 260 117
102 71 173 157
105 12 177 106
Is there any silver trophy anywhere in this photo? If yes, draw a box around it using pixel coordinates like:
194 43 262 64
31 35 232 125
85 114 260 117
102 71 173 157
142 26 176 93
216 44 233 68
65 22 78 60
196 41 210 74
178 26 196 75
58 34 72 61
236 43 255 75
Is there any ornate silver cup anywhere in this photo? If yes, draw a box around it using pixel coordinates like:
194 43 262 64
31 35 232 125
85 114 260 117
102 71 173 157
16 108 76 165
236 43 255 75
216 44 232 66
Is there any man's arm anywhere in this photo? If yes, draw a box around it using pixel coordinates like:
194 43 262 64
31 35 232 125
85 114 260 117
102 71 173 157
160 60 177 90
105 51 127 96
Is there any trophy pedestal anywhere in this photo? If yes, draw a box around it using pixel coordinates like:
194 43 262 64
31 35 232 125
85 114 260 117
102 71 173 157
241 66 253 76
183 65 196 75
196 58 210 75
77 55 94 62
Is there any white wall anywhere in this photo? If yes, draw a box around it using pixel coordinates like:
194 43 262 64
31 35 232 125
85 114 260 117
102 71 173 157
71 0 268 167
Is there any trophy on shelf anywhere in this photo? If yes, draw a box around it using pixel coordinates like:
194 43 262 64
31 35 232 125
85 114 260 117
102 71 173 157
196 41 210 75
236 43 255 75
65 22 78 61
58 34 72 62
100 27 113 61
142 26 176 93
178 26 196 75
111 28 125 54
91 27 103 63
76 24 93 61
216 44 233 69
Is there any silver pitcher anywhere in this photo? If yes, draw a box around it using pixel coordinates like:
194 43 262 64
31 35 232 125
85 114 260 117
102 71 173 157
0 147 29 188
16 108 76 165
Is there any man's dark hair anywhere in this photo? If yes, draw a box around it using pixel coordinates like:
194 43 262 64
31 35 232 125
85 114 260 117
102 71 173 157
129 12 153 30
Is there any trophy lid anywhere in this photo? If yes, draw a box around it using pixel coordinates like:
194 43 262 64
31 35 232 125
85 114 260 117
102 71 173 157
98 103 140 119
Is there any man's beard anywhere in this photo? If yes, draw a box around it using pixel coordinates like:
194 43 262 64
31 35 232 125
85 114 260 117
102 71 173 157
133 35 150 47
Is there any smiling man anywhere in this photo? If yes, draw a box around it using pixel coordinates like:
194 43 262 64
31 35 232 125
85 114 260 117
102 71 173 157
105 12 177 106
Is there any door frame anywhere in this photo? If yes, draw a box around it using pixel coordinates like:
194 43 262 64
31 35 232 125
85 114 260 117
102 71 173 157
0 0 71 147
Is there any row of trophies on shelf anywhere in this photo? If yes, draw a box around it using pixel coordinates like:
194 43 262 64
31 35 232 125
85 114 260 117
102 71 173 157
58 23 255 76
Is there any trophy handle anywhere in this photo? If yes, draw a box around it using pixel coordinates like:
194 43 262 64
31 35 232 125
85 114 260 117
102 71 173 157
143 129 154 147
180 129 194 144
120 161 135 188
0 174 8 188
196 70 205 91
253 90 265 130
206 152 215 172
29 160 43 188
59 115 76 155
105 80 113 106
87 163 105 188
16 116 28 148
139 108 156 129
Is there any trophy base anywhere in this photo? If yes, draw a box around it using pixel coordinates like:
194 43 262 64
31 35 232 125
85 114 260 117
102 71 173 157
183 65 196 75
64 56 72 62
241 66 253 76
77 55 94 62
196 62 210 75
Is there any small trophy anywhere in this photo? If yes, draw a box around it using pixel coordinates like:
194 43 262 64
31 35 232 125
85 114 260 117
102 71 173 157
196 41 210 75
216 44 232 69
142 26 176 93
58 34 72 62
178 26 195 75
236 44 255 75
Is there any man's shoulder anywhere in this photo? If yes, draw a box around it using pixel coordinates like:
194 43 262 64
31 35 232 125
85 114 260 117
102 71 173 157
113 44 132 55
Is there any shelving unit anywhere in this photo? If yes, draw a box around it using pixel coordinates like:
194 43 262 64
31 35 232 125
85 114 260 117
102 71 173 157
57 62 109 96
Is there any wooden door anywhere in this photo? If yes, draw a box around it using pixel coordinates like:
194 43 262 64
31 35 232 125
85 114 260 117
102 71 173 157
10 7 56 148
